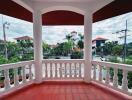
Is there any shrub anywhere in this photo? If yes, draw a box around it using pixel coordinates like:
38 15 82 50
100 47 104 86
70 51 83 59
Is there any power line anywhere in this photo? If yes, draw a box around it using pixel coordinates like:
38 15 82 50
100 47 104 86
112 20 131 62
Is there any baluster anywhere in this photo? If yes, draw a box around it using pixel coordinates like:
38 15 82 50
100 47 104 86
93 65 96 80
59 63 62 78
55 63 58 78
50 63 52 78
74 63 77 78
79 63 82 78
69 63 72 78
99 65 102 81
105 67 110 84
14 68 19 86
113 68 118 87
4 69 10 90
29 64 33 81
64 63 67 78
45 63 48 78
122 70 128 91
22 66 26 83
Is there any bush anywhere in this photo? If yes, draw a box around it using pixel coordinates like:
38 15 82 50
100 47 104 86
70 51 83 59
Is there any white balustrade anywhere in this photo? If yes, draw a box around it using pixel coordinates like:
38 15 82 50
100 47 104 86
42 59 84 80
93 65 96 80
122 70 128 91
99 65 102 82
0 60 34 93
4 69 10 90
113 68 118 88
92 60 132 95
1 59 132 96
105 67 110 84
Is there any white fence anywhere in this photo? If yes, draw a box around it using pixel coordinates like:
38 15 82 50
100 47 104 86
92 60 132 95
42 59 84 80
0 61 35 93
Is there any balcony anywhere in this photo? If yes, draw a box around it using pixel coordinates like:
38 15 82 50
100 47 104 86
0 60 132 100
0 0 132 100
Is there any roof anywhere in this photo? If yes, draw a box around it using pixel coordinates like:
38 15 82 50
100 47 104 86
14 36 33 40
0 0 132 25
92 37 108 42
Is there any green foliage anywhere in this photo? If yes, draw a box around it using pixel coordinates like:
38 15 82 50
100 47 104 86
77 40 84 49
0 55 8 64
50 42 73 57
70 51 83 59
112 45 122 56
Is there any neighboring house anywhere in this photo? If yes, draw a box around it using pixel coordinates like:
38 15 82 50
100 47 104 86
14 36 33 41
14 36 34 59
92 37 108 48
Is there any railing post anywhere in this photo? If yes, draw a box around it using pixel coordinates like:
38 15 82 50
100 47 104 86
22 66 26 84
122 70 128 91
4 69 10 90
84 12 92 83
93 65 96 80
29 64 33 81
105 67 110 85
113 68 118 87
33 9 43 84
99 65 102 81
14 68 19 86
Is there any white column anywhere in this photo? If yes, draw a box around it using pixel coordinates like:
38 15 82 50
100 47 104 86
84 12 92 83
33 9 43 84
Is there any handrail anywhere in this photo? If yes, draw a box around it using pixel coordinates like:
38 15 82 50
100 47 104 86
42 59 85 63
0 60 34 71
92 60 132 71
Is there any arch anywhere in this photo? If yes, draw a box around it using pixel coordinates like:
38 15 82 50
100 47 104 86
41 6 85 15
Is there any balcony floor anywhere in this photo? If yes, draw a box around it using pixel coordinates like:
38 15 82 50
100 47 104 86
1 81 131 100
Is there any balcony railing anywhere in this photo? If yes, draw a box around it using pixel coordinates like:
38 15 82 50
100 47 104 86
0 61 35 94
92 60 132 95
0 59 132 96
42 59 84 80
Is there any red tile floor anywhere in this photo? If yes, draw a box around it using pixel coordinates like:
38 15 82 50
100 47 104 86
1 81 132 100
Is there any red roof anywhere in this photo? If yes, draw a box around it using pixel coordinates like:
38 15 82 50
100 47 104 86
14 36 33 40
92 37 108 42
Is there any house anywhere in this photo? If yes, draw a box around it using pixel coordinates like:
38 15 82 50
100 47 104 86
92 37 108 48
0 0 132 100
14 36 33 41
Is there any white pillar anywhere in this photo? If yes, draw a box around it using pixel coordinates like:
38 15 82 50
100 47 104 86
84 12 92 83
33 10 43 84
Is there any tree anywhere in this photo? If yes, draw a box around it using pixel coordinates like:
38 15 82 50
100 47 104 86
77 34 84 50
112 45 122 56
17 40 34 61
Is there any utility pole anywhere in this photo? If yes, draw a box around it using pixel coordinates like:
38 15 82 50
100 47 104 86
2 15 10 59
112 20 130 63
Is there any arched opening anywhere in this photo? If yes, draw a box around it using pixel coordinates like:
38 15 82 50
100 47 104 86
42 10 84 59
0 0 34 62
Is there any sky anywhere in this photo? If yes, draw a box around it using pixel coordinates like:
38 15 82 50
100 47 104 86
0 12 132 45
